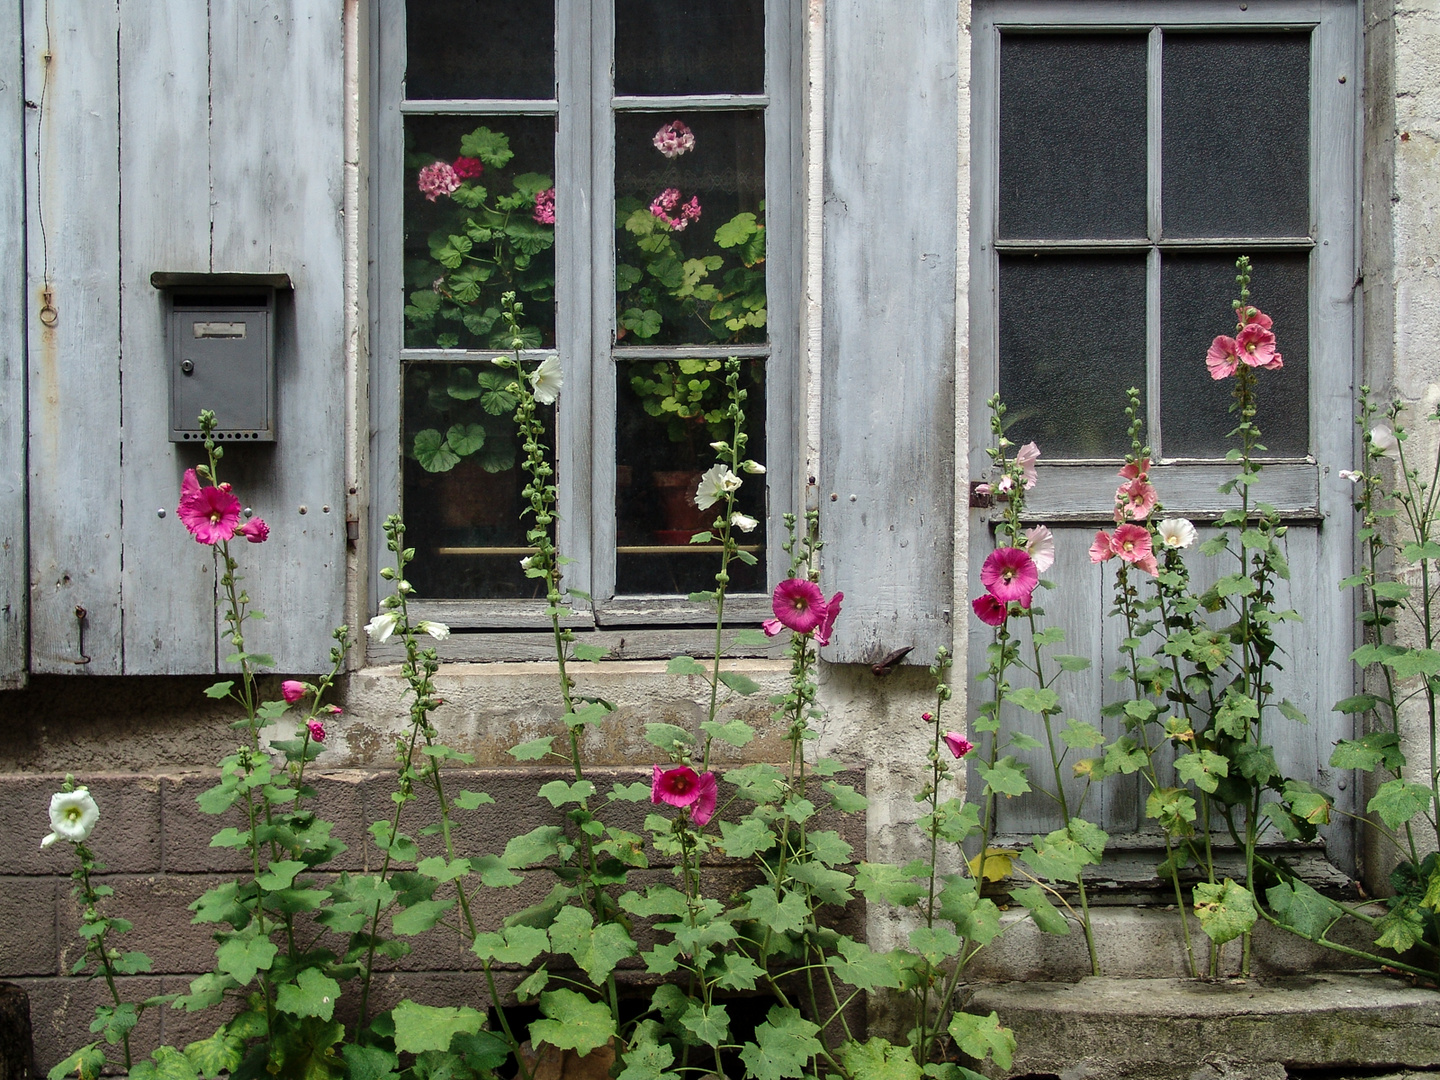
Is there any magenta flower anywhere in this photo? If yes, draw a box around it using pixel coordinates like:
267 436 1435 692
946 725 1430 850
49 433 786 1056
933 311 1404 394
307 719 326 743
772 579 828 634
178 469 241 545
980 547 1038 603
417 161 460 202
649 188 701 231
943 732 974 759
652 120 696 159
651 765 718 826
451 156 483 180
1206 335 1241 381
533 187 556 226
281 680 306 704
814 591 844 647
762 618 785 637
1236 323 1281 370
238 517 269 543
972 594 1007 626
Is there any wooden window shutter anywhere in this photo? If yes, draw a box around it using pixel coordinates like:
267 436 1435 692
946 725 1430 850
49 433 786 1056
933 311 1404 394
1 0 24 689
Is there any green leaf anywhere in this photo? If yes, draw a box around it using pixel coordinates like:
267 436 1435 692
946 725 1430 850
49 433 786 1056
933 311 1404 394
1060 720 1104 749
256 860 306 891
908 926 962 964
854 862 926 907
679 1001 730 1047
1368 779 1433 829
1193 879 1257 945
1215 693 1260 738
717 817 776 859
616 1041 675 1080
413 429 461 473
1009 883 1071 935
743 886 809 935
203 681 235 700
184 1032 246 1079
392 899 455 936
215 934 278 984
275 968 342 1021
731 627 772 646
789 860 853 903
1214 573 1257 598
1005 686 1059 715
619 886 690 919
826 938 907 991
530 990 616 1057
948 1012 1015 1072
453 790 494 811
1277 698 1309 725
49 1043 105 1080
514 966 550 1003
538 780 595 807
459 126 513 167
339 1045 398 1080
547 905 637 984
391 1000 484 1054
445 423 486 457
1174 749 1228 794
715 212 759 248
1384 648 1440 680
701 717 755 748
740 1006 822 1080
840 1039 922 1080
644 722 695 751
1374 902 1428 953
824 780 868 812
1266 879 1344 940
718 669 762 696
976 756 1030 797
503 825 566 868
713 952 765 991
471 925 549 966
132 1046 198 1080
666 655 709 677
509 736 556 761
1053 654 1092 673
470 854 523 888
571 642 608 662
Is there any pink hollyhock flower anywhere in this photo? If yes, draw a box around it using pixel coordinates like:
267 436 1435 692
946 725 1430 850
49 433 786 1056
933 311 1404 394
980 547 1038 603
972 594 1007 626
178 469 242 544
1090 530 1115 563
451 156 483 180
651 765 717 824
1236 323 1279 370
1015 442 1040 490
238 517 269 543
689 771 718 826
973 482 992 497
652 120 696 159
772 579 828 634
1236 305 1272 330
281 680 306 704
1114 477 1158 523
762 618 785 637
814 592 844 647
1206 335 1241 380
533 187 556 226
1023 525 1055 573
1111 523 1158 575
418 161 460 202
325 704 343 715
1118 457 1150 483
943 732 974 759
921 712 933 722
307 719 326 743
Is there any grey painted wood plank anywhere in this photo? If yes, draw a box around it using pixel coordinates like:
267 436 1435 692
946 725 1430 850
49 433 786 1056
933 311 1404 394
820 0 958 665
25 0 123 674
117 0 219 674
0 0 27 688
209 0 347 672
365 626 789 665
1022 462 1321 521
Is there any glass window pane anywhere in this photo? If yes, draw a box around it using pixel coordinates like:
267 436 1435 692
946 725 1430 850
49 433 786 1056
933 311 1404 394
403 116 556 350
407 1 555 100
616 359 766 595
615 110 765 348
401 363 556 599
1160 252 1310 458
999 33 1148 240
1162 33 1310 238
998 254 1148 457
615 1 764 96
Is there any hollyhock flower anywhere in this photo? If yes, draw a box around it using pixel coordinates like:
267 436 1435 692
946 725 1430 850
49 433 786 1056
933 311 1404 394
740 460 766 474
325 704 343 715
1338 470 1362 484
1236 305 1273 330
1015 442 1040 490
921 712 933 722
417 160 461 202
1023 525 1055 573
365 612 399 642
1090 530 1116 564
238 517 269 543
943 732 974 759
652 120 696 159
1114 477 1158 523
772 578 828 634
1157 518 1198 549
1236 323 1280 370
980 546 1038 603
730 512 759 533
689 771 718 826
529 356 563 404
762 618 785 637
1370 425 1396 456
814 592 844 647
41 788 99 848
972 593 1007 626
1206 335 1241 381
1111 523 1158 575
695 464 742 510
652 765 718 825
281 680 306 704
973 483 992 497
178 470 242 544
417 620 450 641
307 719 326 743
533 187 556 226
451 156 483 181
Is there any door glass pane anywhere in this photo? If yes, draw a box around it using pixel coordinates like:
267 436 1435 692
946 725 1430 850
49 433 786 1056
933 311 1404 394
401 363 556 599
403 115 556 350
615 110 766 348
999 254 1148 458
1160 252 1310 458
407 1 555 100
999 33 1148 240
616 359 766 595
615 1 764 96
1162 33 1310 238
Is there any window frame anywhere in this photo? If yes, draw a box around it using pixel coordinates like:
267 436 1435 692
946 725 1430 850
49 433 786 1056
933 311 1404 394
369 1 802 655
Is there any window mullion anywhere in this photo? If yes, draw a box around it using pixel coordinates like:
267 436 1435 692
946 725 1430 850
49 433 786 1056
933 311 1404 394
589 0 619 605
1147 25 1163 457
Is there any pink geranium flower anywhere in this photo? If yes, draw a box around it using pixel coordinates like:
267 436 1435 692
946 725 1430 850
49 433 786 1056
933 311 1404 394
651 765 718 826
980 547 1038 603
772 579 828 634
177 469 241 545
281 680 306 704
653 120 696 159
307 719 326 743
238 517 269 543
814 592 844 647
1206 335 1241 380
533 187 556 226
1236 323 1279 370
1023 525 1055 573
451 156 483 180
650 188 701 231
943 732 974 759
417 161 461 202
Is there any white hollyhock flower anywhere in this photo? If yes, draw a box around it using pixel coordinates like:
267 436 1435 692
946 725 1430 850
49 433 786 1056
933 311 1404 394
365 612 399 642
1023 525 1055 573
1370 424 1396 457
1157 518 1198 550
1338 469 1363 484
694 464 742 510
42 788 99 848
520 555 534 570
730 512 759 533
529 356 563 405
417 620 450 641
740 460 766 474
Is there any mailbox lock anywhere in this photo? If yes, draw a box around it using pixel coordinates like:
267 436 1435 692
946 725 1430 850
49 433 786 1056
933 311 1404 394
180 359 195 375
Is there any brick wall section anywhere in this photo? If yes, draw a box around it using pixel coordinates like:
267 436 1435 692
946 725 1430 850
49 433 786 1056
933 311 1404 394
0 768 866 1070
